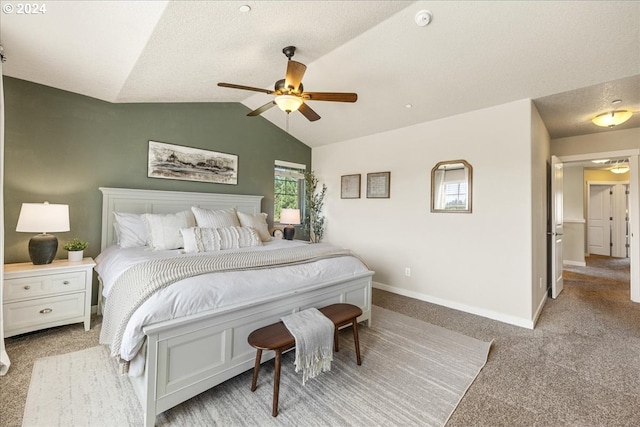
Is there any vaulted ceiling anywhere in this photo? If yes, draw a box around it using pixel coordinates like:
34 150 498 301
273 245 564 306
1 1 638 147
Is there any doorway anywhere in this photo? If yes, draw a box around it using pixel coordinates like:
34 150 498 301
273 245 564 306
558 150 639 303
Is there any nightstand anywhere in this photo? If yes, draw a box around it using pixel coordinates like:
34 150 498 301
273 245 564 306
3 258 95 337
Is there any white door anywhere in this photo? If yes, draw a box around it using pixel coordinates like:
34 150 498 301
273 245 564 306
550 156 564 298
612 184 629 258
588 185 611 256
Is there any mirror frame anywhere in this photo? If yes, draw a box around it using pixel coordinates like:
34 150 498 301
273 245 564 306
430 159 473 213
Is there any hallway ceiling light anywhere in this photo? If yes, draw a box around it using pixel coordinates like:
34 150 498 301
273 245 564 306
591 110 633 128
610 165 630 174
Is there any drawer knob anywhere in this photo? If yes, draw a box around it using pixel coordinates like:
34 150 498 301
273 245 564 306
39 308 53 314
63 281 70 285
24 285 31 290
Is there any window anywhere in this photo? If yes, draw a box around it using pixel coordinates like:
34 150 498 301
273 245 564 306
274 161 306 223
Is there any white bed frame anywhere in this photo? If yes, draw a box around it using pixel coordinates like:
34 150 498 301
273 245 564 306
98 187 373 427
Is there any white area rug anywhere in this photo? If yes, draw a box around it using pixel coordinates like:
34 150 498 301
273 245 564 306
23 306 492 427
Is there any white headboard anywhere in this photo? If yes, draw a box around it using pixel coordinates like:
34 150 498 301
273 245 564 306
99 187 264 251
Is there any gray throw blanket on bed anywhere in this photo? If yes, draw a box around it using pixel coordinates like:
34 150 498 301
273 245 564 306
99 244 355 361
281 308 334 385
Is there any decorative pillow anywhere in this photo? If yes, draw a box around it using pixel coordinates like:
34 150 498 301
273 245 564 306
236 211 272 242
141 210 196 250
181 226 262 253
191 206 240 228
113 212 148 248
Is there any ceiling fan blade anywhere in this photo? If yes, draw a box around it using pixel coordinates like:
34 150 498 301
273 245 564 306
247 101 276 117
284 61 307 92
298 102 321 122
301 92 358 102
218 82 274 95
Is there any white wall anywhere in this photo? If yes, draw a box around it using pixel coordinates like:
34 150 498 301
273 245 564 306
563 165 586 266
313 99 539 328
564 166 586 220
552 128 640 156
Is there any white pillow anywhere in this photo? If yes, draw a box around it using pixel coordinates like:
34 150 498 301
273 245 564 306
181 226 262 253
236 211 272 242
191 206 240 228
142 210 196 250
113 212 147 248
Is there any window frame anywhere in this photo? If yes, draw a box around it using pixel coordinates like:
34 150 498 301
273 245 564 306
274 160 306 224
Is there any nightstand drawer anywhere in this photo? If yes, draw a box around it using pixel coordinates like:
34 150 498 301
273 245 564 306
3 293 86 336
3 271 86 301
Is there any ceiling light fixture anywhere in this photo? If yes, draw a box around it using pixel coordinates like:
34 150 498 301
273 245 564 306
611 164 630 174
591 110 633 128
238 5 251 12
274 95 303 113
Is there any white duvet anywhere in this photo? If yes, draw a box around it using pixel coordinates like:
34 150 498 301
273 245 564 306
95 240 369 374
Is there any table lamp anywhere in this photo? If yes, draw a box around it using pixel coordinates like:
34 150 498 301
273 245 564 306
16 202 70 264
280 208 301 240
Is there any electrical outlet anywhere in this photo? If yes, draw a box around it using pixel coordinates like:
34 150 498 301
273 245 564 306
539 277 543 289
405 267 411 277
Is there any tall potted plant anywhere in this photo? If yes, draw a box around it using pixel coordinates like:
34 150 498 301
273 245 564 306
303 171 327 243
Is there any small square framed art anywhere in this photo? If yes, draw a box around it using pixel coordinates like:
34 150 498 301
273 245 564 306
366 171 390 198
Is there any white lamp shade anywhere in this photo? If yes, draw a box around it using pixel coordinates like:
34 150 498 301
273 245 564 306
280 208 301 225
16 202 70 233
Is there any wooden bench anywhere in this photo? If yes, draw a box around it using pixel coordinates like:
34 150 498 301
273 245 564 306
247 303 363 417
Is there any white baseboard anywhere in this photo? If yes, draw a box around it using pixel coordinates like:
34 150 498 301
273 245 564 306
563 260 587 267
532 293 547 326
373 282 535 330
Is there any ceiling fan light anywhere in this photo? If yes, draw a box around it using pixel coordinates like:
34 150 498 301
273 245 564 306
591 110 633 128
274 95 303 113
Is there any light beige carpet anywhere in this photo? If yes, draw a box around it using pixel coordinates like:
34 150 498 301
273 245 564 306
22 306 492 427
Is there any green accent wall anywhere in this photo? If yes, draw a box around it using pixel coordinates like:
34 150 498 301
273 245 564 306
2 77 310 300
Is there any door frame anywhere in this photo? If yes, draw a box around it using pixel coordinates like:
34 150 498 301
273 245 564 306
560 149 639 303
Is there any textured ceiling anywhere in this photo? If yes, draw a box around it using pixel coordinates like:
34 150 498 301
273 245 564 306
1 1 639 147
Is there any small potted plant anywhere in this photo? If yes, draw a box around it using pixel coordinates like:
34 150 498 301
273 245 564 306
63 238 88 262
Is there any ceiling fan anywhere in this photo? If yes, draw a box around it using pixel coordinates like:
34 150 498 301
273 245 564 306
218 46 357 122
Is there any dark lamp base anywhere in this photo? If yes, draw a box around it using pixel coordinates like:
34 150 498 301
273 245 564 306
283 225 295 240
28 234 58 265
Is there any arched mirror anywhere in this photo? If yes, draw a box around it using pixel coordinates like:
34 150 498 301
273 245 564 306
431 160 473 213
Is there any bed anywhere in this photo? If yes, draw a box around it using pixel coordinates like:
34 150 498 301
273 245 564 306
95 187 373 427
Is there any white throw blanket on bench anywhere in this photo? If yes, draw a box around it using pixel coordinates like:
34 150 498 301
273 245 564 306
281 308 334 385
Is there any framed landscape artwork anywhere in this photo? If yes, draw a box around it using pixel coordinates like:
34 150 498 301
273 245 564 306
341 174 361 199
148 141 238 185
366 171 391 198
